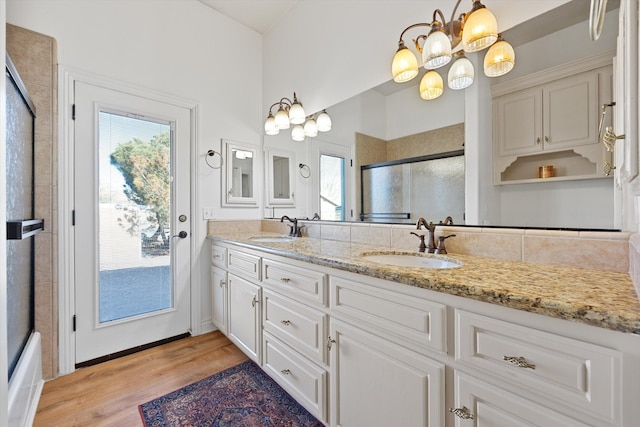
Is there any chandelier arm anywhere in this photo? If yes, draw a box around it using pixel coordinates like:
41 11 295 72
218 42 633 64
279 97 293 107
433 9 446 26
398 22 432 42
449 0 464 25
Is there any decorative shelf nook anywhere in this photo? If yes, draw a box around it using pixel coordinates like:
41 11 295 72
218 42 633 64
492 50 614 185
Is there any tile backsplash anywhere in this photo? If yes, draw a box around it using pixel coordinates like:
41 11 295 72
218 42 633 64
253 219 632 273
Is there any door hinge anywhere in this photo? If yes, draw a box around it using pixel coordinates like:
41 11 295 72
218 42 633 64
72 315 76 332
350 159 353 167
72 104 76 120
72 210 76 226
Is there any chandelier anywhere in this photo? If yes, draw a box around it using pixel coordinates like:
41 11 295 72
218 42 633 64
264 92 332 141
391 0 515 100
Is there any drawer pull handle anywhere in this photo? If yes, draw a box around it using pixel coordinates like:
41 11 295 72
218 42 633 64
280 277 291 283
327 336 336 351
281 369 291 375
252 296 259 307
449 406 474 420
219 279 226 288
503 356 535 369
281 320 291 326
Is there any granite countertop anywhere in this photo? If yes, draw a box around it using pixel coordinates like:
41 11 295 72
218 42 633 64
208 232 640 335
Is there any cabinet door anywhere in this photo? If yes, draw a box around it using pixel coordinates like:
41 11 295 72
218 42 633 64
210 265 228 334
495 87 542 156
453 371 590 427
228 273 261 363
544 72 598 150
329 319 444 427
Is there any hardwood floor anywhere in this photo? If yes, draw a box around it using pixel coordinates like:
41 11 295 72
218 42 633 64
34 331 248 427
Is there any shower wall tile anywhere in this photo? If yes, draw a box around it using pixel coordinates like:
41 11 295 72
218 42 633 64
8 24 58 379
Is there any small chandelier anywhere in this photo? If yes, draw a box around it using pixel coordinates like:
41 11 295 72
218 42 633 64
264 93 331 141
391 0 515 100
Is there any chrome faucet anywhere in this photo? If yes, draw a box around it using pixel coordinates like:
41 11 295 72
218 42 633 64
281 215 303 237
416 217 437 253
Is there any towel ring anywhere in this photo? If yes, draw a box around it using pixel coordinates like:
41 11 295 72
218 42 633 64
205 150 223 169
299 163 311 178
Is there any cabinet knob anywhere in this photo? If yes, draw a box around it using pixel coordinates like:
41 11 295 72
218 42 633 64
503 356 535 369
545 136 549 143
536 137 541 144
327 336 336 351
251 296 259 307
449 406 475 420
280 320 291 326
281 369 291 375
219 279 226 288
280 277 291 283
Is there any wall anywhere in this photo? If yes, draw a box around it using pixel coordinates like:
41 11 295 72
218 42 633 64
6 24 57 380
7 0 263 376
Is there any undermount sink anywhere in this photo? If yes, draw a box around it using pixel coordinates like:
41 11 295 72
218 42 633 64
249 236 295 243
361 253 462 269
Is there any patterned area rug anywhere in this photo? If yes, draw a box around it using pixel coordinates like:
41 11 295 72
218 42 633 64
139 360 324 426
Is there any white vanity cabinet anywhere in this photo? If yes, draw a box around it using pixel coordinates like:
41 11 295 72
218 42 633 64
227 273 261 364
210 265 228 334
210 240 639 427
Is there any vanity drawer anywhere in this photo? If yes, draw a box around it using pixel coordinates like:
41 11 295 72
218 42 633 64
263 289 327 364
263 331 327 423
455 309 620 423
262 258 326 306
211 244 227 268
227 249 260 281
330 276 446 355
454 371 590 426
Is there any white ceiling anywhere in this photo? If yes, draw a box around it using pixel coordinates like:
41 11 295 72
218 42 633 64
197 0 298 34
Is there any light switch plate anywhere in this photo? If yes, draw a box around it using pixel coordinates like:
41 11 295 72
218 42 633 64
202 207 215 219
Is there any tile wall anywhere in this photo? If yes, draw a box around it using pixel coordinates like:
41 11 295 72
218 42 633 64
7 24 58 379
256 219 632 273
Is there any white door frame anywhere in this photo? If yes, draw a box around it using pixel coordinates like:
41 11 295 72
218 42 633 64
57 66 200 374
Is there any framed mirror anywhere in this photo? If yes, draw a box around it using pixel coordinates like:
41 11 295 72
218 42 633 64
265 148 295 206
222 139 258 207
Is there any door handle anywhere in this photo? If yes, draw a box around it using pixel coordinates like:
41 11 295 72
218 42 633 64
172 231 188 239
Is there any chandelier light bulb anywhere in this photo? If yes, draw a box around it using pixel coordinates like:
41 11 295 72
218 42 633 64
420 70 444 100
462 1 498 52
448 56 475 90
304 118 318 137
484 38 515 77
392 41 419 82
422 28 452 69
291 124 305 142
274 106 290 130
264 113 279 135
316 110 332 132
289 93 306 124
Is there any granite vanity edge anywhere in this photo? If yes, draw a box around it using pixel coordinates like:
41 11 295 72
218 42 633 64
208 234 640 335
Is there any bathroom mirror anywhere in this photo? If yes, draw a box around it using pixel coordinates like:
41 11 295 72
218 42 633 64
222 139 258 207
265 148 295 206
310 0 621 230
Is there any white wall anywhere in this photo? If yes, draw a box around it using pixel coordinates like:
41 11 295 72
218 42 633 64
6 0 264 350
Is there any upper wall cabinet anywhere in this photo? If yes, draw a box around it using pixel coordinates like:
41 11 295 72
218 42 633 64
492 51 614 185
222 140 259 207
265 148 295 206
